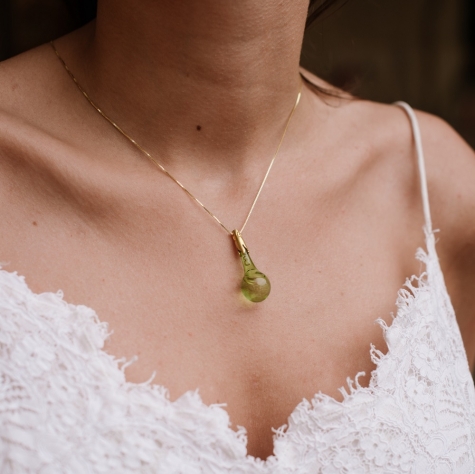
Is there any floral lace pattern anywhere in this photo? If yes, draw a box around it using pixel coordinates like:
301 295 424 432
0 228 474 473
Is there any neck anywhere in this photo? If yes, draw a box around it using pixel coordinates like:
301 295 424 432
73 0 308 170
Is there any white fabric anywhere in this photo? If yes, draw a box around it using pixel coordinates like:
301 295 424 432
0 104 474 473
395 102 433 231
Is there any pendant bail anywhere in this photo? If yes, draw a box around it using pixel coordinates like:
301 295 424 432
232 229 248 254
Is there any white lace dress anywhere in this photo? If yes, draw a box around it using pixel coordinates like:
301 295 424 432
0 103 474 473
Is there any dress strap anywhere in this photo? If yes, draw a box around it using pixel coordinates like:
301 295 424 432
394 101 433 233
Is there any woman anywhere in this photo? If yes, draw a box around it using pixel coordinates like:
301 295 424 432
0 0 474 471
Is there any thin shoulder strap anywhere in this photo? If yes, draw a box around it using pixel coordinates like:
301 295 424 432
394 101 433 233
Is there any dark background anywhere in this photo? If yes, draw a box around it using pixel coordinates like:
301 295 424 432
302 0 475 148
0 0 474 147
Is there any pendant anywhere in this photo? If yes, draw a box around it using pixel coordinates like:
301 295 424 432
232 230 271 303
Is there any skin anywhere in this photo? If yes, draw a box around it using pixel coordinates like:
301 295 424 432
0 0 474 461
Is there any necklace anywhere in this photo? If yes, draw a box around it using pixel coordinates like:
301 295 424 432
50 41 302 303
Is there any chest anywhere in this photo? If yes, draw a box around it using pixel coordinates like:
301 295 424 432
1 189 423 458
1 231 474 470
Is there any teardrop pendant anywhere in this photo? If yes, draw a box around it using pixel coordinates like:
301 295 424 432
232 230 271 303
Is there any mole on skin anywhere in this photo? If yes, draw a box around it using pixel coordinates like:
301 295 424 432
196 125 202 131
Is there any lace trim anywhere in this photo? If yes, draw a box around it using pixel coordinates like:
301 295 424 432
0 229 474 472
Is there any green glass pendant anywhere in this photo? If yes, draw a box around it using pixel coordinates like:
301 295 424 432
232 230 271 303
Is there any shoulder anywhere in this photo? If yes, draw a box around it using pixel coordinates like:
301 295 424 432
309 88 475 263
329 97 475 362
0 35 101 184
412 110 475 366
412 110 475 243
0 29 97 148
0 42 59 122
0 45 65 206
333 96 475 246
0 43 64 169
0 41 103 227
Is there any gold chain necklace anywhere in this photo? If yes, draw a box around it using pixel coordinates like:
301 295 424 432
50 41 302 303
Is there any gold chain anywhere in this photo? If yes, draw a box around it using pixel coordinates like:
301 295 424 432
50 41 302 235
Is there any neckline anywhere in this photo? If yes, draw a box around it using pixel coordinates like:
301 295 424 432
0 231 441 464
